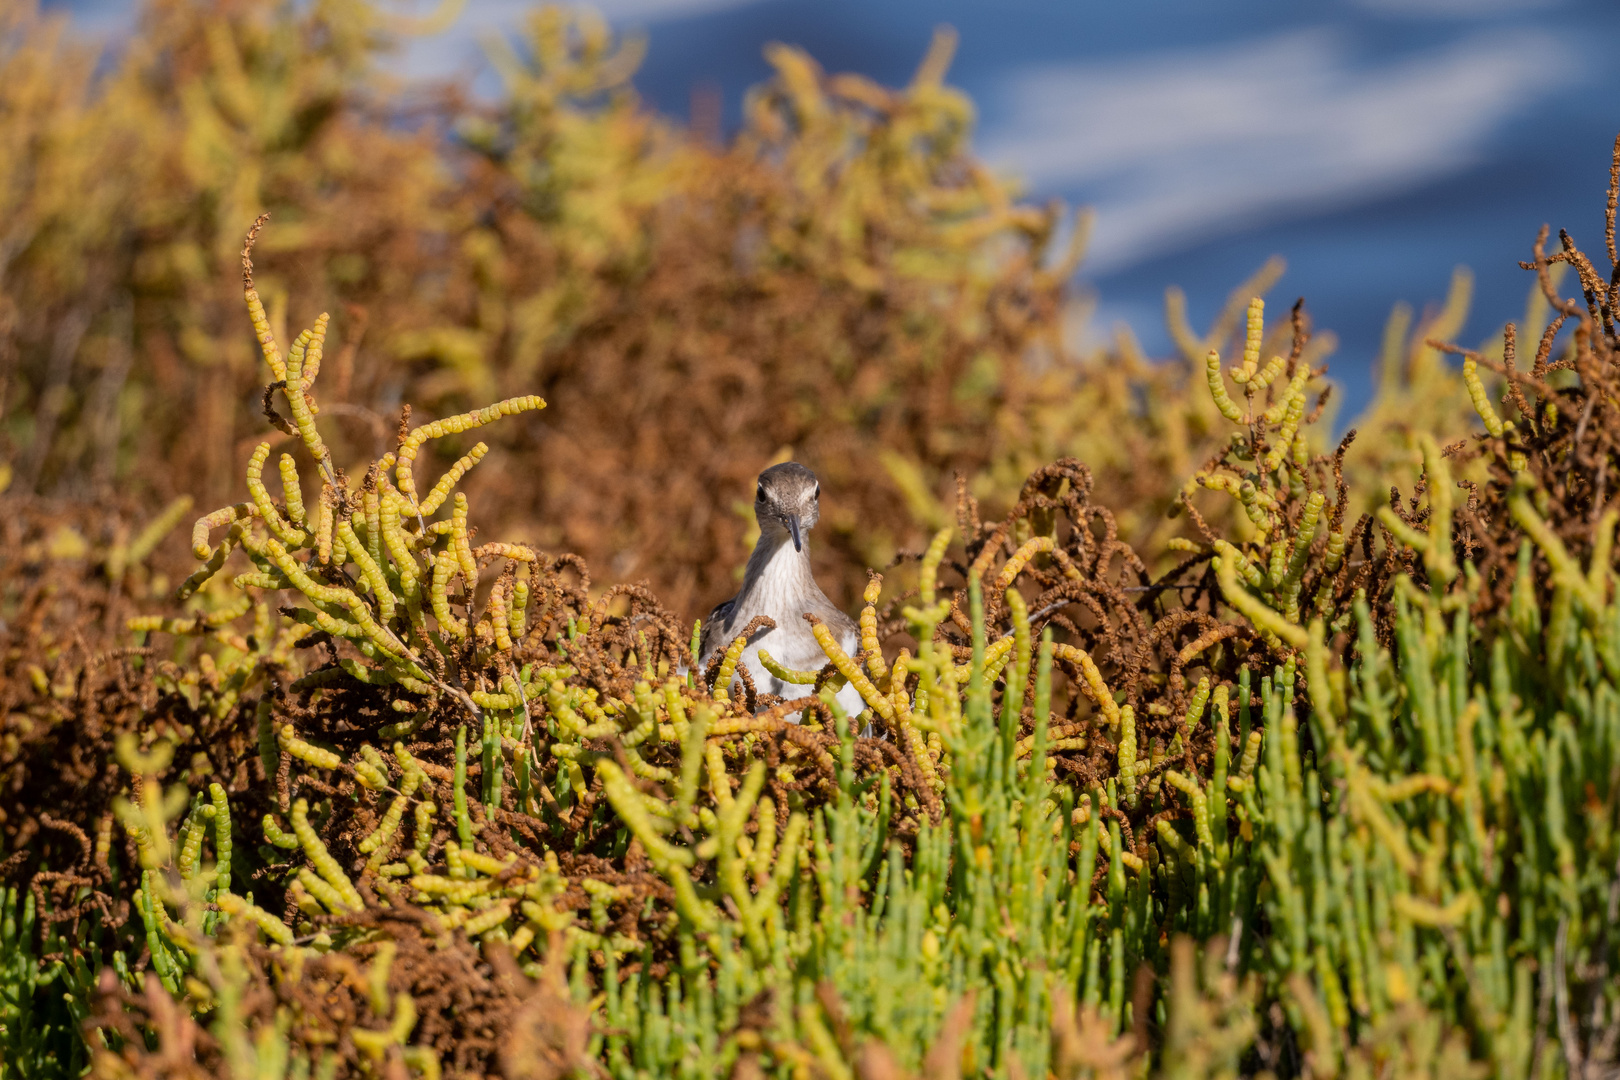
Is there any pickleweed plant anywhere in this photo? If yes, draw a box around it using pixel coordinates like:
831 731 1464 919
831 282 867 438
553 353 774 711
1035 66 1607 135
13 138 1620 1080
131 216 547 727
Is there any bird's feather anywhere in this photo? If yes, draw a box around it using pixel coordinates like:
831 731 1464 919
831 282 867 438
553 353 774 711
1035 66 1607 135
696 464 868 724
698 598 735 662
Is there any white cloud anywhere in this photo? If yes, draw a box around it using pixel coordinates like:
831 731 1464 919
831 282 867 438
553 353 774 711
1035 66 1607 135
391 0 765 84
578 0 763 21
413 0 766 39
979 27 1573 273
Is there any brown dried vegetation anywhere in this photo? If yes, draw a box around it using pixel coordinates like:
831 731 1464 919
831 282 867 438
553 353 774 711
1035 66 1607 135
6 0 1620 1074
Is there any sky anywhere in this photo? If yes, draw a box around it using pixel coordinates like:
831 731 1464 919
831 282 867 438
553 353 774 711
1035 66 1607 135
48 0 1620 420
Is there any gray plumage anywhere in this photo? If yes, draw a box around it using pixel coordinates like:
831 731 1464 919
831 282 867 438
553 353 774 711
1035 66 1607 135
698 462 864 718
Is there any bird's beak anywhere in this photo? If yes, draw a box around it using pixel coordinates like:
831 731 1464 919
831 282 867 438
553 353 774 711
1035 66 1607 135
787 514 803 552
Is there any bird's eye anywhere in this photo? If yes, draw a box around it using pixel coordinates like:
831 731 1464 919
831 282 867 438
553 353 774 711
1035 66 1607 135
756 484 766 501
814 484 820 499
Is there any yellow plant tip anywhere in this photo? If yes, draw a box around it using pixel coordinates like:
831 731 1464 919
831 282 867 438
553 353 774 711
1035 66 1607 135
202 593 255 627
757 648 822 685
1290 429 1310 475
291 797 364 912
312 494 334 565
809 617 894 722
996 535 1054 590
302 312 330 390
712 629 753 702
393 395 546 506
1376 507 1430 555
474 542 537 563
1260 362 1311 427
858 590 887 683
919 527 953 606
1214 555 1307 649
128 614 196 635
242 213 286 381
1182 677 1212 736
1205 349 1245 423
1391 892 1476 928
246 443 306 547
419 442 489 516
1236 481 1276 533
1198 471 1243 500
1052 643 1119 729
278 454 306 525
596 760 695 871
1244 352 1287 394
115 730 176 775
216 892 295 946
286 327 313 385
1232 729 1264 790
1154 817 1195 864
379 493 423 597
1116 704 1139 805
277 724 342 770
452 493 477 586
862 572 882 606
281 328 333 475
337 519 396 623
191 502 256 561
1241 296 1264 378
1262 390 1307 474
1462 356 1506 437
489 580 514 651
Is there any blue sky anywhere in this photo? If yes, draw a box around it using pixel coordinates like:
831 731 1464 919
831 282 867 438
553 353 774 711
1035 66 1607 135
50 0 1620 419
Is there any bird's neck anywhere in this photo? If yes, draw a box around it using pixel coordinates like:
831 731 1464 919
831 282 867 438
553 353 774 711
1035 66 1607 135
737 528 818 610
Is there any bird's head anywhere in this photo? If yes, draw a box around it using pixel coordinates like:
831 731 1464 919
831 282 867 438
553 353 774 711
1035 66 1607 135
754 462 821 552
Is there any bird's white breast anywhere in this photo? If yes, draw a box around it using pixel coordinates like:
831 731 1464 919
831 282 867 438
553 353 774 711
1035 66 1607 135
720 542 868 721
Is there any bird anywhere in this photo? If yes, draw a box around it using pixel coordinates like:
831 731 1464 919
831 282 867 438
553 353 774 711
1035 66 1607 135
697 462 867 721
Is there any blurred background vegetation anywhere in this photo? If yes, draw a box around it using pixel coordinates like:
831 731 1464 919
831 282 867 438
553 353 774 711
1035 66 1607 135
0 0 1517 622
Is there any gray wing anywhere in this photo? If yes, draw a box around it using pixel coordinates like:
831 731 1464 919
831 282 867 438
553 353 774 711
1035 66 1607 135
697 598 735 664
823 605 859 643
809 598 859 649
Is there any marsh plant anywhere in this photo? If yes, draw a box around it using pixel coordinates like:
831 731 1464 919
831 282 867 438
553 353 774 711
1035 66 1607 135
3 4 1620 1076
